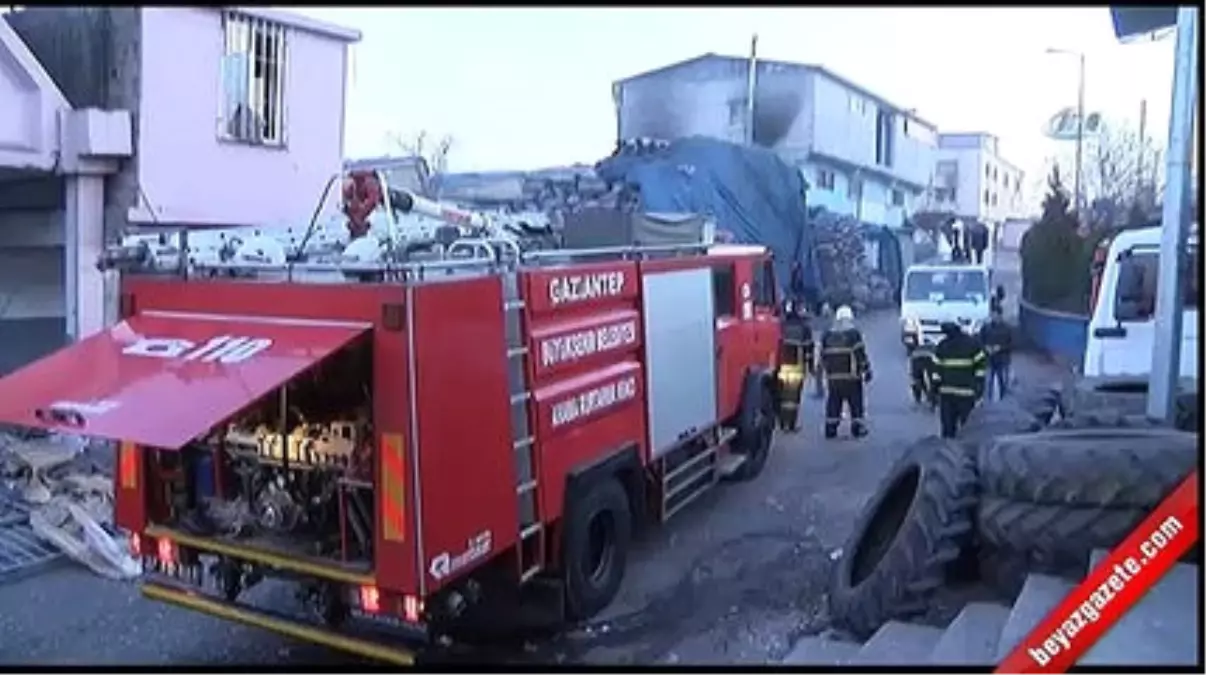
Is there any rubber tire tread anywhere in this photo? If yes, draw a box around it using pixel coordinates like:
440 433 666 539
976 427 1199 509
977 496 1148 570
958 398 1044 446
563 478 632 622
828 436 977 639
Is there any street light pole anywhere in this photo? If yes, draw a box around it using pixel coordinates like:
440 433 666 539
1046 47 1087 218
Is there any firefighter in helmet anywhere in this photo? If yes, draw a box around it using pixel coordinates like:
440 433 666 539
776 300 815 432
819 305 871 439
931 321 987 438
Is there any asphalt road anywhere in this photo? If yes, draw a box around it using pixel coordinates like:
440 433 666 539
0 249 1064 665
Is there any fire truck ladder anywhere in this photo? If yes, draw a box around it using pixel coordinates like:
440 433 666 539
502 271 544 583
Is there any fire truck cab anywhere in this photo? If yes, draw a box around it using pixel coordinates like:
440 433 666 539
0 186 786 663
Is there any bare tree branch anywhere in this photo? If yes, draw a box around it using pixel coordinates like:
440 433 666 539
388 130 455 177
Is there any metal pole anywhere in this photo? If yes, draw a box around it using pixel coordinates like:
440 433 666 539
1073 52 1085 218
1137 98 1147 207
1147 6 1199 421
745 34 758 146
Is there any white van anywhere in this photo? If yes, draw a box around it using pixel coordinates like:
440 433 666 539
1083 225 1199 382
899 263 993 351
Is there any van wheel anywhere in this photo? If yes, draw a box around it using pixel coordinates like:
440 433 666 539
562 477 631 622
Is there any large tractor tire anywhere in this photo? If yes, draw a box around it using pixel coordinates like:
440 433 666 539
959 398 1045 446
1063 379 1198 432
977 428 1199 510
828 437 976 639
727 371 776 482
973 427 1199 594
562 477 632 622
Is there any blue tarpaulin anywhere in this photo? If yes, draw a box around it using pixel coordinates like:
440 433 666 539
595 136 819 299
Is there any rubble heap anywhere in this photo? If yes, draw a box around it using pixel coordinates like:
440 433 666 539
808 207 897 312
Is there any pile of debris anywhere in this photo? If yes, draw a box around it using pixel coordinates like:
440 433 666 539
809 207 897 312
0 430 138 582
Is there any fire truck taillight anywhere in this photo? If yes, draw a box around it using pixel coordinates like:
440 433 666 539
156 538 177 566
359 585 380 614
119 441 138 490
403 595 424 623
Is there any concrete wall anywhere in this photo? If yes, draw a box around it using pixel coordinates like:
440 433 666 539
133 8 349 228
808 71 935 189
10 7 352 231
614 56 935 228
0 13 70 172
615 57 813 156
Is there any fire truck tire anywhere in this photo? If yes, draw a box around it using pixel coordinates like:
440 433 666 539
828 436 976 639
562 477 632 622
728 371 776 482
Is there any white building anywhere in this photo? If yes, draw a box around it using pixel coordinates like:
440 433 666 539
613 54 939 229
926 132 1027 227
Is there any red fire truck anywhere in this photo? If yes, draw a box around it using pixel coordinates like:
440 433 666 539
0 176 786 664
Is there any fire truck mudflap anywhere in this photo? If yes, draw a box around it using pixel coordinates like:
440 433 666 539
0 309 420 665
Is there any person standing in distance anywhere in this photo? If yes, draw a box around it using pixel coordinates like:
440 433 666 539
978 306 1013 400
818 305 872 439
930 321 987 438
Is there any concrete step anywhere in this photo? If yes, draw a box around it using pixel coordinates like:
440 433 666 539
929 602 1013 665
850 621 944 665
1079 560 1200 666
781 636 861 666
996 573 1077 661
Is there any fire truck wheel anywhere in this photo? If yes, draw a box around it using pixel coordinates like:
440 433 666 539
563 477 632 622
828 436 976 639
728 373 776 482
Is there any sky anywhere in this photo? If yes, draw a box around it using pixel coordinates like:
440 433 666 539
294 6 1179 208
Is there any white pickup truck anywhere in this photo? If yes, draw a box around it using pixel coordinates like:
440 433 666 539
899 262 992 352
1083 224 1199 381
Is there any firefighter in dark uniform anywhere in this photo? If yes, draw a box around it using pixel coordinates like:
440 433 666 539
819 305 871 439
776 300 814 431
908 341 938 410
930 321 987 438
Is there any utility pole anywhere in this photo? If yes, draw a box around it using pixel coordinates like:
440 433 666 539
745 34 758 147
1147 6 1199 421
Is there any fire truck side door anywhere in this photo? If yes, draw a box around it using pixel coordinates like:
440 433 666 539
749 257 780 366
711 263 744 421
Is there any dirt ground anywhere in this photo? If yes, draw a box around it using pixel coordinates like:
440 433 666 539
0 248 1067 665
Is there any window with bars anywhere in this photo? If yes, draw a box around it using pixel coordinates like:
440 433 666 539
219 11 288 146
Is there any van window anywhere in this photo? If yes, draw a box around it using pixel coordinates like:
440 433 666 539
903 269 988 303
1113 249 1200 322
752 259 776 308
712 264 736 317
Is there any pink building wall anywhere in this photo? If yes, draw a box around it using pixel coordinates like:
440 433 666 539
131 8 353 228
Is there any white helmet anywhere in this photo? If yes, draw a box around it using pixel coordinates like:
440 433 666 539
834 305 854 322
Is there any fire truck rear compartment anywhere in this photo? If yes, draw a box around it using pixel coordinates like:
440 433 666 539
144 335 377 569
